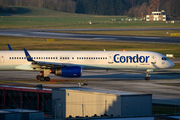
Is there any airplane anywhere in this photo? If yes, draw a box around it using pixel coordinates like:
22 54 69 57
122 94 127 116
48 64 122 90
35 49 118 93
0 46 174 81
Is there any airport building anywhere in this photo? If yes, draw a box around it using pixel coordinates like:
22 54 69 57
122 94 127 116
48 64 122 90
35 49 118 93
0 109 44 120
0 85 52 115
146 10 167 21
52 87 152 119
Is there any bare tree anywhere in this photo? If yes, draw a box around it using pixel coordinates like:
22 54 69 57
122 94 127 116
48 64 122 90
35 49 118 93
147 0 161 14
127 2 148 17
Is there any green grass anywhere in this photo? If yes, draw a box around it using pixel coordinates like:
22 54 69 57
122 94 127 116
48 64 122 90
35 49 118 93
51 30 180 37
153 104 180 115
172 63 180 69
0 6 180 29
0 36 180 58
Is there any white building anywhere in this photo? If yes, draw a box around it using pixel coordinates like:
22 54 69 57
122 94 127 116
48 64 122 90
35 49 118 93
52 87 152 119
146 10 166 21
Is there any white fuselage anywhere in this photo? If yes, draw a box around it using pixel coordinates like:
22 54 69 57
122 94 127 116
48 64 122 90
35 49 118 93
0 51 174 71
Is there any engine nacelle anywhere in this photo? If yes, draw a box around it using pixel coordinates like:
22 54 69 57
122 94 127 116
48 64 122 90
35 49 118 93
54 66 82 77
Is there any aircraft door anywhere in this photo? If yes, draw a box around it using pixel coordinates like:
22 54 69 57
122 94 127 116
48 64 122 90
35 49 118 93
151 54 156 64
0 56 4 63
108 54 114 64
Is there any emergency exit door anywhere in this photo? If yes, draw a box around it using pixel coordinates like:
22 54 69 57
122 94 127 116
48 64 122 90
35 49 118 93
0 56 4 63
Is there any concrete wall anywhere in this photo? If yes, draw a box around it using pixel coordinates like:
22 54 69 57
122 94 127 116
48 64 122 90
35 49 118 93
65 89 120 117
121 95 152 117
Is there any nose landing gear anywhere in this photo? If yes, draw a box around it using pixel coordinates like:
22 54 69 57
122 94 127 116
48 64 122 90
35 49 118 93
145 69 153 80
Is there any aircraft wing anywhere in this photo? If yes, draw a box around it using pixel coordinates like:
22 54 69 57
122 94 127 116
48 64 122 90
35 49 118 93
24 48 66 69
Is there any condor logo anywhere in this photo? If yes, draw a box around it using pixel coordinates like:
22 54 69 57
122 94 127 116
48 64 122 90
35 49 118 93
114 54 150 63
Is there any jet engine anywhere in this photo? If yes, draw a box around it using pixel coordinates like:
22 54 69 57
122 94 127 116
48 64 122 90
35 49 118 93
53 66 82 77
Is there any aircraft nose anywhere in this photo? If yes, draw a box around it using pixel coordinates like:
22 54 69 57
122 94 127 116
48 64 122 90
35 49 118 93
168 60 174 68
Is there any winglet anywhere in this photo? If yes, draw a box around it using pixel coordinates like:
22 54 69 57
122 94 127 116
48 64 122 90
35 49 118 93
7 44 13 51
23 48 33 61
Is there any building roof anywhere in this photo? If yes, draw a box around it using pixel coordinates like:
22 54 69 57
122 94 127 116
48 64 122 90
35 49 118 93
0 109 41 114
54 87 151 96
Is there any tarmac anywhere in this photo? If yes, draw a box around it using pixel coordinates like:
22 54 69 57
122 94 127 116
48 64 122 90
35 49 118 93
0 69 180 105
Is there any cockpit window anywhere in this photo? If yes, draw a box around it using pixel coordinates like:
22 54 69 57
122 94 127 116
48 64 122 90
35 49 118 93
162 57 169 60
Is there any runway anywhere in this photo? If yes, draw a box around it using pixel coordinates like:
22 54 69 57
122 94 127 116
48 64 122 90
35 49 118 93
1 69 180 105
0 28 180 45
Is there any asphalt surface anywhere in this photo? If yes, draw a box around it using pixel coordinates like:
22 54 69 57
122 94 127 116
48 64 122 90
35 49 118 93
1 69 180 105
0 28 180 45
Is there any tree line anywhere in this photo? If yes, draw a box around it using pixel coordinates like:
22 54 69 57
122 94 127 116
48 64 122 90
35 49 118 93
0 0 179 17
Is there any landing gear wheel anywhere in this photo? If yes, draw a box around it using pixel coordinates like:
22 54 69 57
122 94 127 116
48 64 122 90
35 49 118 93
44 77 50 81
145 77 150 80
40 77 45 82
36 75 41 80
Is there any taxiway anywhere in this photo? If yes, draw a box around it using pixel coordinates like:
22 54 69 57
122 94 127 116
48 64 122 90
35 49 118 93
0 70 180 105
0 28 180 45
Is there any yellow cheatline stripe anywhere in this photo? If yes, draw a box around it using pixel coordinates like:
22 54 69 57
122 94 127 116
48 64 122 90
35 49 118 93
171 33 180 36
47 39 55 41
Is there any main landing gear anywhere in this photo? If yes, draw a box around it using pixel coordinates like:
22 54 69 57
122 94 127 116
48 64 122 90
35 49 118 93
36 70 51 82
36 75 50 81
